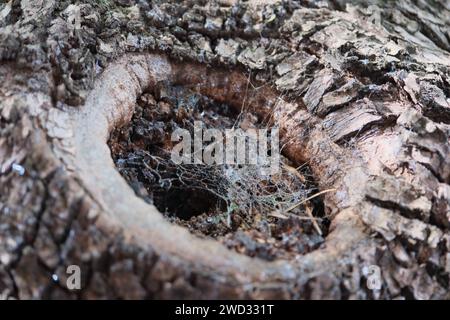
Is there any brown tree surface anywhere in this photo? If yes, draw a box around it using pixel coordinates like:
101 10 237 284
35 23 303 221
0 0 449 299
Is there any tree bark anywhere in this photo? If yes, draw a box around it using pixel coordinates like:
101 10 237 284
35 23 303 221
0 0 449 299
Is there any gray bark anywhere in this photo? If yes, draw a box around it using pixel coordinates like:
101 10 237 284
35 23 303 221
0 0 449 299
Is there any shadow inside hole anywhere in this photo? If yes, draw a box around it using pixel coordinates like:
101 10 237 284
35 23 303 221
155 187 227 220
109 83 329 261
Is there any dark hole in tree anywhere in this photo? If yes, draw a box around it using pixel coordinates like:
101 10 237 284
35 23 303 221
108 82 329 261
156 188 227 220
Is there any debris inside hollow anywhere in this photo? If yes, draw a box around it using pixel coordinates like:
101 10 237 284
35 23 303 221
108 84 328 261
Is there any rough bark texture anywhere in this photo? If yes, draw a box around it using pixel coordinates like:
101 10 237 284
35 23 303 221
0 0 449 299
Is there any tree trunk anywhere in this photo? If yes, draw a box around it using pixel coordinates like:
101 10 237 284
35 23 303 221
0 0 449 299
